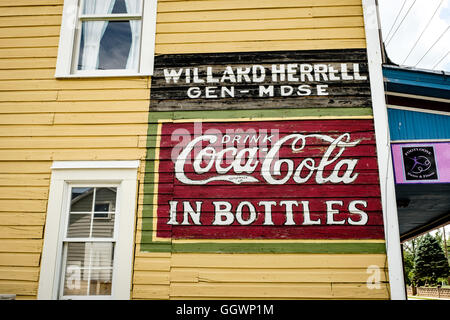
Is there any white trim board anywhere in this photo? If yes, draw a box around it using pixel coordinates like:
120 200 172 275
387 105 450 116
52 160 140 170
363 0 406 300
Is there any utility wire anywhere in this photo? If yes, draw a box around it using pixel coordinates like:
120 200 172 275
432 50 449 69
386 0 417 47
414 26 450 67
384 0 407 42
401 0 444 65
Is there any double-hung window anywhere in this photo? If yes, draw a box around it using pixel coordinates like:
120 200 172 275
38 161 139 300
56 0 157 77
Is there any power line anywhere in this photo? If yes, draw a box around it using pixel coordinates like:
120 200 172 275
401 0 444 65
384 0 407 42
432 50 449 69
414 26 450 67
386 0 417 47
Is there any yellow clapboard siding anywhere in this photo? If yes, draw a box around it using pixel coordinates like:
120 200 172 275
134 257 171 271
0 113 54 125
0 200 47 213
170 253 387 269
157 6 362 23
56 89 150 101
0 26 60 38
0 212 46 226
0 186 48 200
0 0 63 6
158 0 362 12
0 124 148 137
0 6 62 17
0 90 57 102
170 268 388 283
0 148 146 161
0 47 57 58
0 253 40 267
0 136 140 149
0 267 40 281
0 69 55 80
0 240 42 253
0 280 38 295
332 283 390 299
170 282 332 299
157 16 364 33
156 39 366 54
0 226 43 239
0 100 149 113
0 57 56 69
15 295 37 300
132 284 170 299
0 15 61 27
53 112 149 124
0 79 149 91
156 27 365 44
0 162 51 174
133 271 170 285
0 36 59 48
0 173 50 185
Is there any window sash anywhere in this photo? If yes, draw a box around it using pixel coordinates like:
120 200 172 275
72 19 143 73
79 14 142 20
59 241 115 299
64 185 120 241
58 184 119 299
55 0 156 77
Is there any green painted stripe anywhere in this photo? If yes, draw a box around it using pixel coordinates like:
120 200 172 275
139 241 386 254
146 107 372 125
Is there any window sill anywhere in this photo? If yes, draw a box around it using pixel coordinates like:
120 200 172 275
55 72 152 79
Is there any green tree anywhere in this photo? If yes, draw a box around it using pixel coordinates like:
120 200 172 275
414 233 450 286
403 249 414 286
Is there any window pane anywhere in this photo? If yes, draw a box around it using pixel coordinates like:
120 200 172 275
95 187 117 212
112 0 142 14
83 0 115 15
62 242 114 297
83 0 142 15
78 20 141 71
70 187 93 212
67 213 91 238
92 214 115 238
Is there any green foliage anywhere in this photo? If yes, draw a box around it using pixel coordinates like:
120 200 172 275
403 249 414 286
413 233 450 286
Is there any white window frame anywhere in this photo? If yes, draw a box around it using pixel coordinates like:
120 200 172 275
38 161 139 300
55 0 157 78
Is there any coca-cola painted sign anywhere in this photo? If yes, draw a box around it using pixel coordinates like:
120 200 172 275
152 119 384 240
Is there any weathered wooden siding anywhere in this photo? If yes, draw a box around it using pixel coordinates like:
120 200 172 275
0 0 148 299
154 0 366 54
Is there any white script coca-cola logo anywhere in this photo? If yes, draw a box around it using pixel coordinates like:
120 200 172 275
174 133 361 185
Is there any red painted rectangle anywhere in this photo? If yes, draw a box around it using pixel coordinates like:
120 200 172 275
154 119 384 240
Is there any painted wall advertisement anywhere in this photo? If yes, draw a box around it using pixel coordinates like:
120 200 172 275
144 49 385 248
151 119 384 241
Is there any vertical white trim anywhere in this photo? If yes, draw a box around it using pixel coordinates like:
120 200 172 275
139 0 157 76
55 0 79 77
362 0 406 300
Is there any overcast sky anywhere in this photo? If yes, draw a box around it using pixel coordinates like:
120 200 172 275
378 0 450 72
